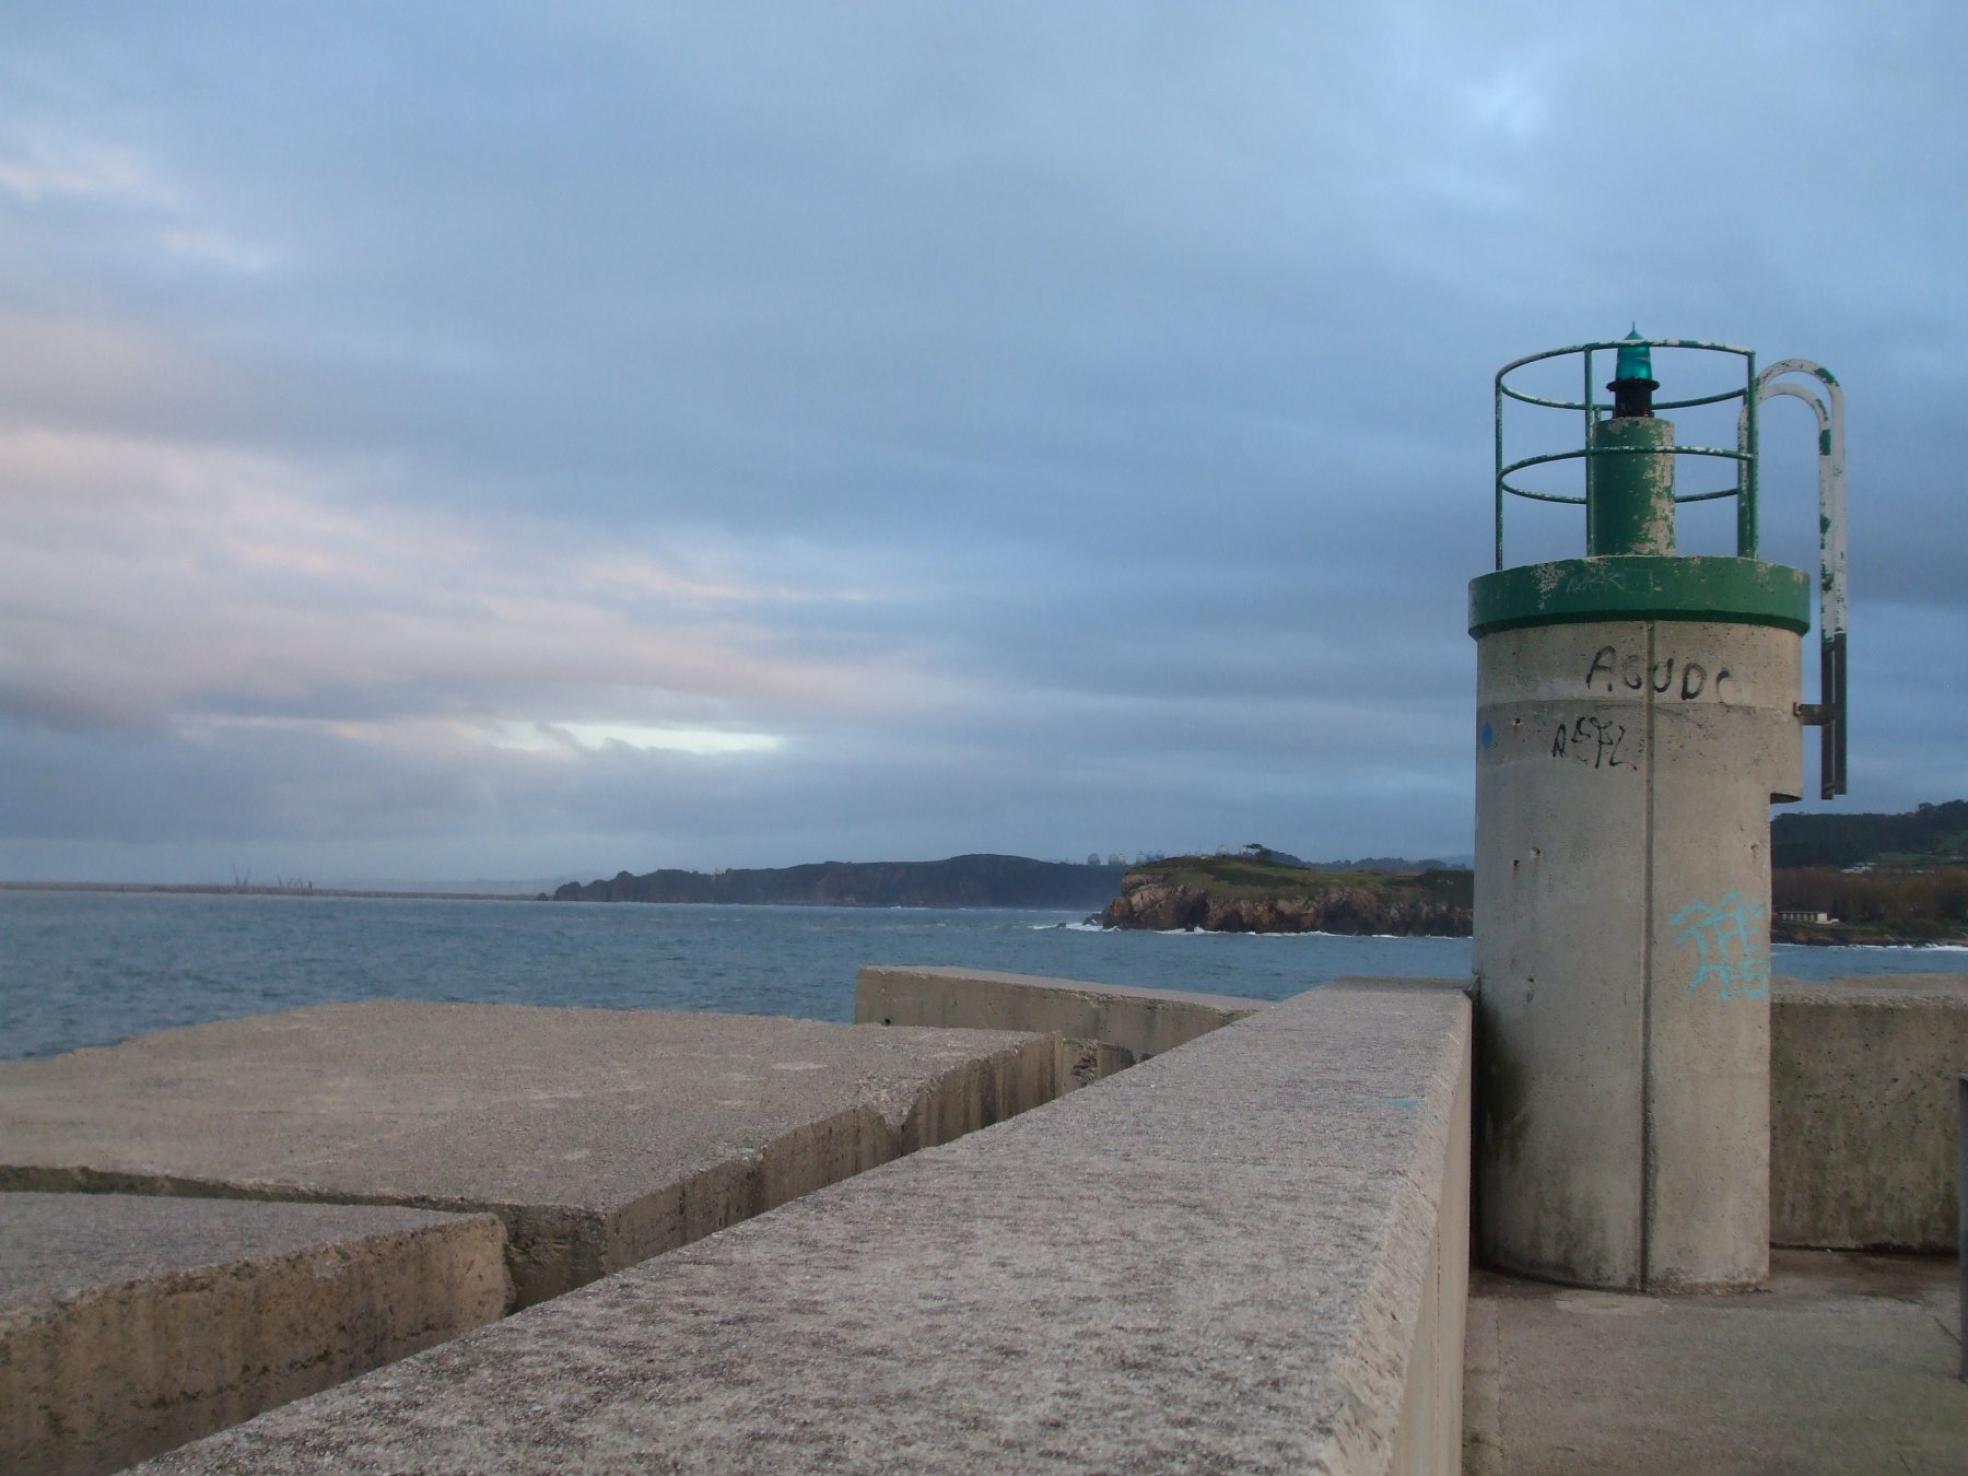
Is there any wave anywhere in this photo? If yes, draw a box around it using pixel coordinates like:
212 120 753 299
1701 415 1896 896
1088 926 1464 941
1064 925 1462 940
1831 942 1968 953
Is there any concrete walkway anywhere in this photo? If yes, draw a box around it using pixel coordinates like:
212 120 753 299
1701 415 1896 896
1465 1249 1967 1474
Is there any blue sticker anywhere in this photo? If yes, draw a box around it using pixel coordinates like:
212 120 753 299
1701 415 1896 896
1479 722 1494 750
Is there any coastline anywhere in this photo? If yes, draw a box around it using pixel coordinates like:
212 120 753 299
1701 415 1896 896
1770 921 1968 949
0 882 536 903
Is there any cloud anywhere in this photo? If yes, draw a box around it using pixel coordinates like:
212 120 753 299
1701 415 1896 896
0 425 930 739
0 3 1963 879
0 134 175 209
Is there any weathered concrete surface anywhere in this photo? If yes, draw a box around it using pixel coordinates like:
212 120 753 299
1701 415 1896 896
1771 972 1968 1251
2 1192 508 1476
1464 1249 1967 1475
855 964 1260 1076
0 1003 1062 1307
141 983 1472 1476
1476 619 1800 1291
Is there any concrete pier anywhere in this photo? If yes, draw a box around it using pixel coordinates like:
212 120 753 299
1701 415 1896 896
1 1193 508 1476
7 967 1959 1473
133 983 1474 1476
1465 1251 1967 1474
0 1002 1064 1307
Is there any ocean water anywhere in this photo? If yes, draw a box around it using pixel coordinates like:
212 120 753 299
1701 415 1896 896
2 890 1962 1062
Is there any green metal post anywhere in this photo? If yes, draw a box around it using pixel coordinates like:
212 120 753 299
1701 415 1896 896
1582 348 1595 550
1494 375 1505 570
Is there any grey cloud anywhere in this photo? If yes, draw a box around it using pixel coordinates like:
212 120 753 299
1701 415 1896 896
0 3 1962 878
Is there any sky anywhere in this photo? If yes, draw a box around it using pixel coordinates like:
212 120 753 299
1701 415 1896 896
1 3 1964 884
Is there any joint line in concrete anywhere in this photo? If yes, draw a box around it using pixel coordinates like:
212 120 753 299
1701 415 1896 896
1640 619 1657 1289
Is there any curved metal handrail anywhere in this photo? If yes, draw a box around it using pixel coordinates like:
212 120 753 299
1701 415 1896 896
1735 359 1847 797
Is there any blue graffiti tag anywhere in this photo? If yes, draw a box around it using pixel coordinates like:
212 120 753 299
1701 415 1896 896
1667 890 1771 1001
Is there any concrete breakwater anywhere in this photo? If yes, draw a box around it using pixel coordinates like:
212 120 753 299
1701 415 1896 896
134 980 1478 1475
1 975 1473 1475
2 968 1963 1473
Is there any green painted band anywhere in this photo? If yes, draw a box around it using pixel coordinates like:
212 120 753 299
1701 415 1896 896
1468 555 1810 638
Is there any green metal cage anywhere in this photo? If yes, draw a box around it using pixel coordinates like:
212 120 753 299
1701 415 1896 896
1493 338 1760 570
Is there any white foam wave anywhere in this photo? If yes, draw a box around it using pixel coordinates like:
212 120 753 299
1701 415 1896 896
1046 925 1465 941
1834 943 1968 953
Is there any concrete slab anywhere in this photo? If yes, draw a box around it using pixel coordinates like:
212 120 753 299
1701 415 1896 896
0 1003 1062 1306
2 1192 508 1476
1464 1249 1968 1475
136 983 1473 1475
1772 973 1968 1250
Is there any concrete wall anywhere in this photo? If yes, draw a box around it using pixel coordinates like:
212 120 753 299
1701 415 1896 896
1394 1003 1472 1476
855 964 1261 1075
144 983 1474 1476
862 960 1477 1461
2 1196 509 1476
1771 973 1968 1251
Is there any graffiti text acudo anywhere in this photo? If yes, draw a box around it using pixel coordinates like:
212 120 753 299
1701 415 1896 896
1584 646 1734 703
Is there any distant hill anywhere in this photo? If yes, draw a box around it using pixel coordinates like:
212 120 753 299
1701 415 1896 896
553 854 1125 909
1771 800 1968 869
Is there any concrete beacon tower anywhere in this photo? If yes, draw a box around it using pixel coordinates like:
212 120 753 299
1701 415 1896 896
1470 334 1847 1292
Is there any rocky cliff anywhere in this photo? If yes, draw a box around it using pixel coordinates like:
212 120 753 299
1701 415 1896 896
1100 856 1472 936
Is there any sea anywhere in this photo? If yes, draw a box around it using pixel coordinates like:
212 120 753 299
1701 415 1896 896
3 889 1963 1062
